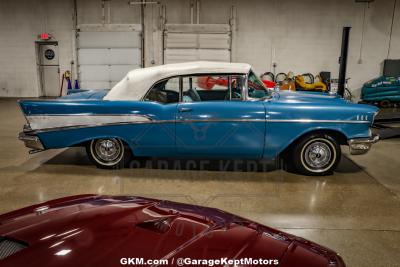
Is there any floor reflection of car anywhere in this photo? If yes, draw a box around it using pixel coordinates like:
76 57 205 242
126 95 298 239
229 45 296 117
19 61 378 175
0 195 346 267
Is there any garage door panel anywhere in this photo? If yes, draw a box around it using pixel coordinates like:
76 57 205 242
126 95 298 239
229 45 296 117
78 31 141 48
79 65 109 81
165 33 230 49
109 48 141 65
78 49 109 65
78 30 142 90
164 49 198 64
198 34 230 49
198 49 230 62
110 65 139 82
164 26 231 65
78 48 141 66
165 33 197 48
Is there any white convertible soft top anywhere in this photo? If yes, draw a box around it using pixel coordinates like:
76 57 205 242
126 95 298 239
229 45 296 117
103 61 251 101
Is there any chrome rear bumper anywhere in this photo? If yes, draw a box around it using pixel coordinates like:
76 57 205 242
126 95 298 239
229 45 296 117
18 132 44 151
348 134 379 155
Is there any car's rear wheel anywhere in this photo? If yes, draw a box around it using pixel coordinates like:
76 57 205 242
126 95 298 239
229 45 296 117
86 138 130 169
292 133 341 176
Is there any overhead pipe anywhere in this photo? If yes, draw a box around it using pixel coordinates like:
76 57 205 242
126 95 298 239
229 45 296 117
229 6 236 62
196 0 200 24
71 0 78 84
190 1 194 24
387 0 397 58
140 0 145 67
101 0 106 24
128 1 159 4
107 0 111 24
337 27 351 97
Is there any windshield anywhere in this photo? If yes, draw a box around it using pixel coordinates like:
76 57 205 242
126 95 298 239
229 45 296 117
247 70 270 99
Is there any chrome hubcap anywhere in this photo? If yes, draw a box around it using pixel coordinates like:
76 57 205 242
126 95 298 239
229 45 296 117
304 141 332 170
94 139 121 163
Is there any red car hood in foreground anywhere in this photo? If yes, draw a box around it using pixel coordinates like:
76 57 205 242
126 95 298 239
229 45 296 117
0 195 345 267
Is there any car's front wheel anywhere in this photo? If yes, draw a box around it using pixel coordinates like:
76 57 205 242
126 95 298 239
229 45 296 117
379 99 391 108
292 133 341 176
86 138 130 169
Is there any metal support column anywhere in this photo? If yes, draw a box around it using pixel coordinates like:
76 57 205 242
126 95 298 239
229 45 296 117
338 26 351 97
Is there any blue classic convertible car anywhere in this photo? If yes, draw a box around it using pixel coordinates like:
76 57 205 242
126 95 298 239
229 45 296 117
19 61 379 175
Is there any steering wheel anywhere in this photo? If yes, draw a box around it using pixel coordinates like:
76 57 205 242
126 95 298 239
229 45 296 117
225 91 241 100
232 91 241 99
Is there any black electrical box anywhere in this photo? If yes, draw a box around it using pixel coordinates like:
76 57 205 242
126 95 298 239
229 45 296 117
319 71 331 86
383 59 400 77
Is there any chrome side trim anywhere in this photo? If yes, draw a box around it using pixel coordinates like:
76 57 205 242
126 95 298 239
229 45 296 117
26 113 152 117
265 119 370 124
26 114 152 130
348 134 379 155
29 121 162 134
28 118 265 133
25 117 371 134
26 115 368 124
178 118 264 123
179 118 369 124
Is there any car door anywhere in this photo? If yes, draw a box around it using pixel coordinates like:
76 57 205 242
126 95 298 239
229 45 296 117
133 77 180 157
175 74 266 158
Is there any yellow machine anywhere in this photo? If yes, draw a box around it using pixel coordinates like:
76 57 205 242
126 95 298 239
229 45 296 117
295 75 327 91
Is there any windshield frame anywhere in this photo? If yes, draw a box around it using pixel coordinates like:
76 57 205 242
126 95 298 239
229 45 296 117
245 69 271 101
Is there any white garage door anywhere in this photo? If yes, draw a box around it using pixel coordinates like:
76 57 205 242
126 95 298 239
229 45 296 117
77 27 142 90
164 24 231 64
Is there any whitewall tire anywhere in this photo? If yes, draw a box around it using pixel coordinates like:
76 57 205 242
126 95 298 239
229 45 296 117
292 134 341 176
86 138 130 169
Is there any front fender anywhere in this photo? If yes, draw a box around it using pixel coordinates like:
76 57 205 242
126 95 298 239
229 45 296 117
263 96 377 159
263 123 371 159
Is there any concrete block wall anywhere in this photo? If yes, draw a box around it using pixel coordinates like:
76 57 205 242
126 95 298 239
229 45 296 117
0 0 399 98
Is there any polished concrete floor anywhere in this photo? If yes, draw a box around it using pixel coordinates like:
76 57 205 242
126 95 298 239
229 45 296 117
1 99 400 266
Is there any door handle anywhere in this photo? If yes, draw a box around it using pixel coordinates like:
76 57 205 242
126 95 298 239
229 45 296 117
178 107 192 112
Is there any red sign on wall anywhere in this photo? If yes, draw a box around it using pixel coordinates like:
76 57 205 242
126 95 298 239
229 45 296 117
40 32 50 40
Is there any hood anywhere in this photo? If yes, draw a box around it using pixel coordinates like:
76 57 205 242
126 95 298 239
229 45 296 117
274 91 346 104
0 195 344 267
271 90 378 123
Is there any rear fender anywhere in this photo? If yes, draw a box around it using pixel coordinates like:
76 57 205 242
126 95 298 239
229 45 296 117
36 126 136 151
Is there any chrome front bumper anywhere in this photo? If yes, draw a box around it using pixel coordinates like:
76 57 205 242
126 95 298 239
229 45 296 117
348 134 379 155
18 132 44 151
